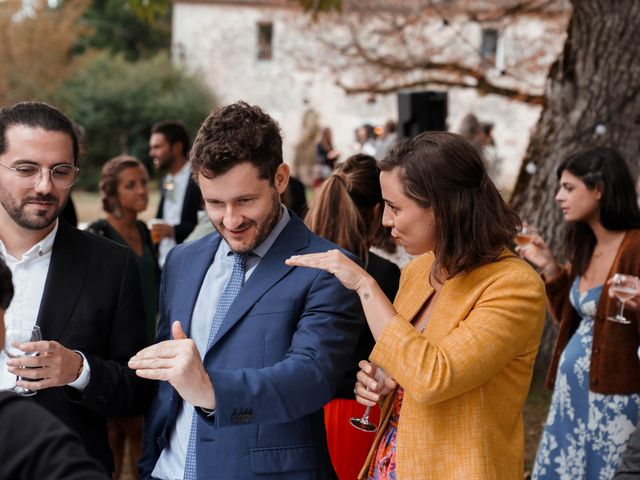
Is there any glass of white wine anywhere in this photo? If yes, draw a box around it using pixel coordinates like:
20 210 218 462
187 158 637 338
514 223 538 248
607 274 640 324
3 325 42 396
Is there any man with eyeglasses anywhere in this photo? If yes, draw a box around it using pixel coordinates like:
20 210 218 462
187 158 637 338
0 101 152 474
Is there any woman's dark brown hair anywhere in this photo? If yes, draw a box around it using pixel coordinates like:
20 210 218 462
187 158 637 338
305 154 392 261
99 155 146 217
380 131 520 277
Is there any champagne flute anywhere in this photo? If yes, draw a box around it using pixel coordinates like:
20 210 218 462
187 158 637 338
3 325 42 396
607 273 640 324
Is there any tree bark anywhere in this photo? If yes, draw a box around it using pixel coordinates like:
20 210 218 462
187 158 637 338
510 0 640 378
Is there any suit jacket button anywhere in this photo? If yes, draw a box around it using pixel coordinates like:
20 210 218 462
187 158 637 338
593 347 600 354
590 378 598 385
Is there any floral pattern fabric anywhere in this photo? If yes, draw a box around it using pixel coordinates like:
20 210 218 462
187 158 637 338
532 277 640 479
367 388 404 480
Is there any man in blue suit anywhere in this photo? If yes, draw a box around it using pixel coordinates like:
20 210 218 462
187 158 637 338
130 102 362 480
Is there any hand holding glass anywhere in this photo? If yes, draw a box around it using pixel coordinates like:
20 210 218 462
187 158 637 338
607 273 640 324
515 223 538 247
350 365 388 432
3 325 42 396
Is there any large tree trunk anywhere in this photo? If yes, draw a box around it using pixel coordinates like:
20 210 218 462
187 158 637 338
510 0 640 379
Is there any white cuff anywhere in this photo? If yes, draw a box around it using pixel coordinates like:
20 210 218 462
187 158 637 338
67 351 90 390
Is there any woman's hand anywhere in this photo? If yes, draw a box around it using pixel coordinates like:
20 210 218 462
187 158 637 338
285 249 370 293
354 360 397 407
515 233 561 279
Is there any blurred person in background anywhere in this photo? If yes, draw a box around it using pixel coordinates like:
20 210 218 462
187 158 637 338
288 131 546 479
374 120 398 161
149 120 202 266
314 127 340 188
86 155 159 479
304 153 400 479
518 147 640 479
356 124 377 157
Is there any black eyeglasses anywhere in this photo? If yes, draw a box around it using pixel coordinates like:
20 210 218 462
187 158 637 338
0 162 79 189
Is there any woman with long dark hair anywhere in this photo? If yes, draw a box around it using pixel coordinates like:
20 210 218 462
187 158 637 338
520 147 640 479
288 131 546 479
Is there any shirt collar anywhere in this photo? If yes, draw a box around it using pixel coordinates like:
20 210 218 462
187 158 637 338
165 161 191 182
221 205 290 259
0 219 58 262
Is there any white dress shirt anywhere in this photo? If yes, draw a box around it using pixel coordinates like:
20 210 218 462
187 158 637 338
158 161 192 267
0 221 90 390
152 207 290 480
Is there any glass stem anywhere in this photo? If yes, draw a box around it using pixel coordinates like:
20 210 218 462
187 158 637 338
619 300 627 319
361 405 372 422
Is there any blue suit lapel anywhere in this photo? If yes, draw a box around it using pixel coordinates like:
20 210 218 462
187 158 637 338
172 234 221 337
205 216 310 352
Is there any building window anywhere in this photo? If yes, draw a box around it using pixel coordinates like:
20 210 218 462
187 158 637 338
257 22 273 61
480 28 499 64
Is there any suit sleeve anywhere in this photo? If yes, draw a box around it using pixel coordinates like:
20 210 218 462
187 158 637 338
139 247 174 479
64 249 154 416
173 180 202 244
370 267 546 405
202 270 363 428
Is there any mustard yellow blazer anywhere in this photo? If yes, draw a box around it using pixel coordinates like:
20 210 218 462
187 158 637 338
359 251 546 480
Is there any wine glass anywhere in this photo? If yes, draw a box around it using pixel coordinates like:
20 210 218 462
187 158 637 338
3 325 42 396
607 273 640 324
515 223 538 248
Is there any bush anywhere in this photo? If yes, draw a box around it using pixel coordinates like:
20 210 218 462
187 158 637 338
55 51 216 189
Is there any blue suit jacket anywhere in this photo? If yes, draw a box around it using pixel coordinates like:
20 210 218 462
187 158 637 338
140 214 362 479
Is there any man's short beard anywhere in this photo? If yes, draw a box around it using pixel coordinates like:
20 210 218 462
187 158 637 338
213 191 282 253
0 192 64 231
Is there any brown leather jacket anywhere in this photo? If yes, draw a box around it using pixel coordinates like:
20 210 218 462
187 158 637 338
545 229 640 394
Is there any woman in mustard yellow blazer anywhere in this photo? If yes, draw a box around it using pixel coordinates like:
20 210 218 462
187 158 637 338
287 131 547 479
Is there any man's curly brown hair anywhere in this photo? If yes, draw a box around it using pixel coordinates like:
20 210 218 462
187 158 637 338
190 101 282 184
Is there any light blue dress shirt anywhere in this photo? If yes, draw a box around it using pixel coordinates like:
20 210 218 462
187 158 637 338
152 206 291 480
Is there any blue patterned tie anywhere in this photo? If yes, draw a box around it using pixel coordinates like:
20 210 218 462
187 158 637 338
183 252 249 480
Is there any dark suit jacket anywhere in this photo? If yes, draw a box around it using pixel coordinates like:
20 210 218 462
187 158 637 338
32 220 153 472
0 391 108 480
140 214 362 479
156 177 202 243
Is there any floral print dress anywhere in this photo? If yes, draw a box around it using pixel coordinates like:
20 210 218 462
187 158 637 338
532 277 640 479
367 388 404 480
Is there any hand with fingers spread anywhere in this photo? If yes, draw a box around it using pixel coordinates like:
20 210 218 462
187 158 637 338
5 340 84 390
286 249 370 293
128 321 215 409
354 360 397 407
286 249 397 340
